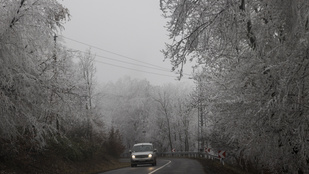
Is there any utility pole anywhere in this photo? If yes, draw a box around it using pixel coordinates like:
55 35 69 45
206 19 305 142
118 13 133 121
51 34 60 134
197 76 205 152
199 96 204 151
197 98 200 152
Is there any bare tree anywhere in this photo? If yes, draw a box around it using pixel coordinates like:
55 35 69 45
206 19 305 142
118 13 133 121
153 88 174 151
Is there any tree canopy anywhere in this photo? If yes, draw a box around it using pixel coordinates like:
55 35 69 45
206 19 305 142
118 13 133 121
161 0 309 173
0 1 123 165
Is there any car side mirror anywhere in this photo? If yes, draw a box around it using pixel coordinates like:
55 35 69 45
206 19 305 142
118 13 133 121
129 150 132 154
154 149 157 152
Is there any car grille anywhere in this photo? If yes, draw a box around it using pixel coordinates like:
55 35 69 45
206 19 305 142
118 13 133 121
136 155 148 158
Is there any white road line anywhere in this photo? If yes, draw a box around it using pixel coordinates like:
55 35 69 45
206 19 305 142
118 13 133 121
148 160 171 174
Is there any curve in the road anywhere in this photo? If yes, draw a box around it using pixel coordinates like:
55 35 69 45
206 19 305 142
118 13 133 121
148 160 171 174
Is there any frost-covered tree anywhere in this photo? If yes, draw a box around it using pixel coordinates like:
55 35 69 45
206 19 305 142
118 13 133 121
78 49 96 139
152 85 175 151
152 83 196 152
161 0 309 173
172 91 195 151
99 77 153 149
0 0 69 154
79 49 96 110
0 0 123 166
97 78 195 152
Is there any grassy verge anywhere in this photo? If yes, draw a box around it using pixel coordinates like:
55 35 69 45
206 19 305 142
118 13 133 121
0 154 129 174
0 137 129 174
196 158 253 174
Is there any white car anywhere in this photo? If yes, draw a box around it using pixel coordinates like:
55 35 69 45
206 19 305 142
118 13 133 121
129 143 157 167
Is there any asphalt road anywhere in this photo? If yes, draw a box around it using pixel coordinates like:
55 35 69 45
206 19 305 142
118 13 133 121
99 158 205 174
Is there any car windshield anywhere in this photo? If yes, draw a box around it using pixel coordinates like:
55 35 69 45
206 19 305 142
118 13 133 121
132 145 153 152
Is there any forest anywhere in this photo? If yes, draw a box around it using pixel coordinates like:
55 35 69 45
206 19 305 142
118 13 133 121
1 0 309 174
0 0 197 173
160 0 309 173
0 0 125 172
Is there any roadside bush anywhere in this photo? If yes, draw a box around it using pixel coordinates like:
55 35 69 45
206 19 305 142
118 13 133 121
48 136 85 161
105 127 125 158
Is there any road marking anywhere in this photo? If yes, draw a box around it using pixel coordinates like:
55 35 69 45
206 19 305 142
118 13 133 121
148 160 171 174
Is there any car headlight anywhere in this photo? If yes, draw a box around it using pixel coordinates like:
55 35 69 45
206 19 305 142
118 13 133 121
148 154 152 158
132 155 135 159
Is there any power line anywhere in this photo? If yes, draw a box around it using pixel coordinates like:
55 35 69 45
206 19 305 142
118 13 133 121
93 59 179 78
60 35 192 76
78 49 174 73
60 35 170 71
69 48 186 78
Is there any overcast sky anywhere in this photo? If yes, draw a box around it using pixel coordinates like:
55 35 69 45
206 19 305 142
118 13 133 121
60 0 194 86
